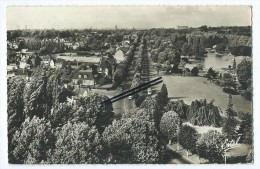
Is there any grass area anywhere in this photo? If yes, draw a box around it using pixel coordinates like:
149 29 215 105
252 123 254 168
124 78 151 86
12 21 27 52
159 75 252 115
183 122 222 134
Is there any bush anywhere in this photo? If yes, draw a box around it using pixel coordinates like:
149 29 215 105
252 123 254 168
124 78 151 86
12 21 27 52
223 87 237 95
191 67 199 76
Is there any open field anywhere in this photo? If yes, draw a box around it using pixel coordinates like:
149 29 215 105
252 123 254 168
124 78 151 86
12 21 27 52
156 76 252 114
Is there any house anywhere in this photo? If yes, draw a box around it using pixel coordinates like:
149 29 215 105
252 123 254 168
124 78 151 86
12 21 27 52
98 54 116 79
72 70 95 87
19 55 33 69
114 49 124 63
122 40 130 48
64 42 73 48
21 49 28 53
55 58 64 69
73 42 80 50
40 55 56 68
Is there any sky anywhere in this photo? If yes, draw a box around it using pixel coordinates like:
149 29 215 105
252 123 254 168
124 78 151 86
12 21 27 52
6 6 252 30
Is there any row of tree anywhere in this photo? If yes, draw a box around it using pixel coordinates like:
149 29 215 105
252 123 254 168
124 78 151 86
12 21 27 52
112 34 140 88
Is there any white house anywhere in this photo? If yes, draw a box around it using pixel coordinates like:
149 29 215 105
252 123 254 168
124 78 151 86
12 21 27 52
114 49 124 63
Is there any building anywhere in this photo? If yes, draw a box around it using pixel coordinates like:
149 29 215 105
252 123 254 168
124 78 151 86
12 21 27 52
114 49 125 63
98 53 116 79
177 25 189 30
72 70 95 87
19 55 33 69
40 55 56 68
64 42 73 48
73 42 80 50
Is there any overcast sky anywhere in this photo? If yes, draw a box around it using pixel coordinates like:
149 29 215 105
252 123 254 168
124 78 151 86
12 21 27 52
6 6 252 30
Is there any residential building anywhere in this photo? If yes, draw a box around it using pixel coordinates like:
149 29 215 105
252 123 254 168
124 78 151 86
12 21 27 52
40 55 56 68
72 70 95 87
114 49 124 63
73 42 80 50
98 54 116 79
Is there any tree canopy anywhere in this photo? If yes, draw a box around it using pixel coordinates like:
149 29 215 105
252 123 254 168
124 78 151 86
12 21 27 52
49 122 102 164
160 111 182 144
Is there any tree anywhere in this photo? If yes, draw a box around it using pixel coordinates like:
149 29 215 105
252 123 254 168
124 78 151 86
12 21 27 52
237 113 252 144
206 67 218 81
47 102 74 128
7 77 26 163
196 130 225 163
232 58 237 70
236 59 252 88
222 95 238 140
157 83 168 107
186 99 222 127
191 67 199 76
24 65 73 119
49 122 102 164
74 93 114 133
112 69 125 88
165 100 189 119
102 118 161 163
34 54 42 67
11 117 55 164
199 25 208 32
182 42 190 56
178 125 198 156
140 96 158 124
225 95 237 118
160 111 182 144
216 43 226 54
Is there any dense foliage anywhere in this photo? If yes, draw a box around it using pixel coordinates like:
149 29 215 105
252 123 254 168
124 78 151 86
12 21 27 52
49 122 102 164
160 111 182 144
187 99 222 127
196 130 225 163
11 117 55 164
102 108 162 163
178 125 198 156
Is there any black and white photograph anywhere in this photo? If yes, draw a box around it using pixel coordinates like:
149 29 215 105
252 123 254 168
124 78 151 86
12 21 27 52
3 5 257 165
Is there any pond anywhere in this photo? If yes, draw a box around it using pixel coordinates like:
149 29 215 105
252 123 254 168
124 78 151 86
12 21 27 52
203 53 246 70
186 53 248 72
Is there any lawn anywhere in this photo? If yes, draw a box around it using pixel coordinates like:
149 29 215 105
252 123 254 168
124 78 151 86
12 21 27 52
158 75 252 114
183 121 222 135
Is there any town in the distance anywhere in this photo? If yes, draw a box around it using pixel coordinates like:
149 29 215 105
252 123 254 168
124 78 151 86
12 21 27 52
7 25 253 164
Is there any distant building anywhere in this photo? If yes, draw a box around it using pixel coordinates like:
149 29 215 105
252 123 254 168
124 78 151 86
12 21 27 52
21 49 28 53
177 25 189 30
64 42 73 48
40 55 55 68
73 42 80 50
72 70 95 86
